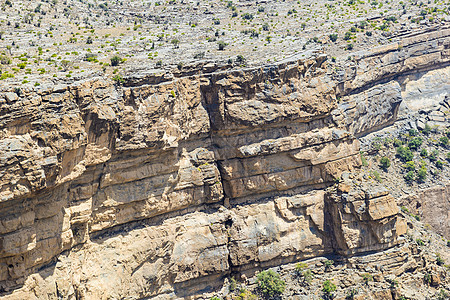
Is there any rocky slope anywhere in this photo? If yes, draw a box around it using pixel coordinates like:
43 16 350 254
0 23 449 299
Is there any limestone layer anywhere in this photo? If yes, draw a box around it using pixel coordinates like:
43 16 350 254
0 27 449 298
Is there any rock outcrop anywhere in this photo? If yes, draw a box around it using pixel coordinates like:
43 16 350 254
0 27 449 299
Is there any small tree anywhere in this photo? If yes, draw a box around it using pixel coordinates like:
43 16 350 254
404 161 415 171
112 75 125 84
408 137 423 150
397 146 413 162
242 13 254 20
256 270 285 298
110 55 122 66
329 33 338 42
404 170 415 182
420 149 428 157
218 41 227 50
409 129 419 136
295 262 308 275
324 260 334 271
60 60 71 71
322 280 337 298
379 157 390 170
417 167 427 183
171 39 180 49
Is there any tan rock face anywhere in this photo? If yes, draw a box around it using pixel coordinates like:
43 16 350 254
399 183 450 239
0 29 449 298
328 185 406 254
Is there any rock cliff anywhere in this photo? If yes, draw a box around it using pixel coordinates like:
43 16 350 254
0 27 449 299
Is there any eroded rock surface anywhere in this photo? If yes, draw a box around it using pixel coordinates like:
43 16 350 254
0 28 449 299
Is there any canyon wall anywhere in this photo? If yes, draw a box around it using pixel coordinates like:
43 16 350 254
0 27 449 299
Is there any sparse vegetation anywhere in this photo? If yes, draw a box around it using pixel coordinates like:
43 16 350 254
322 280 337 298
110 56 123 66
256 270 286 298
380 157 390 170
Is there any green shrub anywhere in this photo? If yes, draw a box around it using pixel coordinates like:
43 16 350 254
436 160 443 169
379 157 390 170
217 41 227 50
372 138 383 151
397 146 413 162
112 75 125 83
404 171 415 182
0 55 11 64
110 55 122 66
371 171 382 182
420 148 428 157
0 72 14 80
329 33 338 42
242 13 254 20
302 269 313 284
383 137 393 146
229 277 237 292
440 136 449 147
236 55 246 64
422 123 431 135
417 167 427 182
234 289 257 300
322 280 337 296
361 273 373 283
324 260 334 267
360 152 368 167
408 137 423 150
388 278 398 288
436 253 444 266
409 129 419 136
429 149 439 161
256 270 285 298
404 161 415 171
416 238 425 246
84 53 98 62
295 262 308 274
393 138 402 147
171 39 180 48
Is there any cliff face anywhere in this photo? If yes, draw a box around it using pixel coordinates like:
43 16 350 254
0 27 449 299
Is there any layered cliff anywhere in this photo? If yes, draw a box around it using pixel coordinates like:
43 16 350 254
0 26 449 299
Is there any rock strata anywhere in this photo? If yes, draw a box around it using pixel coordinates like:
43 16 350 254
0 27 449 299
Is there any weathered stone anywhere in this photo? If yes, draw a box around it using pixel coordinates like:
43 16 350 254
0 27 448 299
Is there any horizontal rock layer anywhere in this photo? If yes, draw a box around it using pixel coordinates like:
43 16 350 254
0 27 449 298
